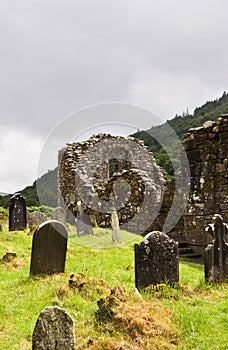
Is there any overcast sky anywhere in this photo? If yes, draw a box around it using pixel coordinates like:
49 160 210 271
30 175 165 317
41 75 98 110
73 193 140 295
0 0 228 193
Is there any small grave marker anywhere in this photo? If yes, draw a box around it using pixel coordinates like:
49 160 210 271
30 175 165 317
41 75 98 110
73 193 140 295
32 306 75 350
28 211 46 229
30 220 68 275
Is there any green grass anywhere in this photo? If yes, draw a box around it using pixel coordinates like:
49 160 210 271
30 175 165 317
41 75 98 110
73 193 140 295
0 223 228 349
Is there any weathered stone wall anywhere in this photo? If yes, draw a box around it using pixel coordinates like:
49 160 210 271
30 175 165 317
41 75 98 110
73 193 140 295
182 115 228 247
58 133 165 234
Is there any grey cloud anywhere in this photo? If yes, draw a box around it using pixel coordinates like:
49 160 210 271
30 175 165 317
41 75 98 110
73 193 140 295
1 0 228 135
1 0 228 192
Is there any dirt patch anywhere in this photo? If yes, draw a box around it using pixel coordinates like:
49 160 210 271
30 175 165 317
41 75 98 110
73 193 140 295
0 254 25 269
69 272 111 300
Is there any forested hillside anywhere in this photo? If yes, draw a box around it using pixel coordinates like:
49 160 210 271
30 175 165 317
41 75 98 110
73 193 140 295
1 92 227 207
132 91 228 175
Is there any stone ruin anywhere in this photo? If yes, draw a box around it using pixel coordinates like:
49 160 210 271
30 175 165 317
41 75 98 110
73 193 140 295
182 115 228 251
58 133 165 234
58 115 227 250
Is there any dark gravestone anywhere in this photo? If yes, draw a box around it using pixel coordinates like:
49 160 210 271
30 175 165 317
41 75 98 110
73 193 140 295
204 214 228 283
76 202 93 236
66 202 76 225
9 193 27 231
30 220 68 275
135 231 179 289
32 306 75 350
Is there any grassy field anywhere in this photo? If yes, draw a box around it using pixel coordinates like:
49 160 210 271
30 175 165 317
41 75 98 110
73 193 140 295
0 217 228 349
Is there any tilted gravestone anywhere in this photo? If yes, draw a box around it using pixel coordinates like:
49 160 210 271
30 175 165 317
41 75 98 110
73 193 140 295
30 220 68 275
28 211 46 229
51 207 66 224
135 231 179 289
204 214 228 283
32 306 75 350
9 193 27 231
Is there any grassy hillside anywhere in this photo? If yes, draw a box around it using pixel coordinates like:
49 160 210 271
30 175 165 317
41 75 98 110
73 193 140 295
0 168 58 208
0 209 227 349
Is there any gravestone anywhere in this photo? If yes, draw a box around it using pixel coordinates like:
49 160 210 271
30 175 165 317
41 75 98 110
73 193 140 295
66 202 76 225
32 306 75 350
51 207 66 224
30 220 68 275
9 193 27 231
135 231 179 289
75 202 93 236
28 211 46 229
204 214 228 283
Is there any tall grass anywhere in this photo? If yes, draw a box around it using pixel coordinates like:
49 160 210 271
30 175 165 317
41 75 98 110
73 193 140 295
0 226 227 349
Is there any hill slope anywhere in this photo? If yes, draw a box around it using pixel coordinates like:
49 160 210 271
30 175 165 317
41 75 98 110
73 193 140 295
0 168 58 208
132 91 228 175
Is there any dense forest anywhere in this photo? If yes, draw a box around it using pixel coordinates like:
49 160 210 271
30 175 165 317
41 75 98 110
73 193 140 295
0 91 227 208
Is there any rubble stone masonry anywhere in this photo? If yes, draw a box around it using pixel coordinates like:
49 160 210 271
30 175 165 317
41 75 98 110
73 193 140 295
182 115 228 247
58 134 165 234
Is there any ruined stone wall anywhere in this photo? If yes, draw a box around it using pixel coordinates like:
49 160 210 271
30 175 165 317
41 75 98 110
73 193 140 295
58 116 227 243
58 133 165 234
183 115 228 247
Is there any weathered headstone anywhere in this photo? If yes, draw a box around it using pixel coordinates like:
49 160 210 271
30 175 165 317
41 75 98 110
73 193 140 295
28 211 46 229
75 202 93 236
9 193 27 231
32 306 75 350
30 220 68 275
51 207 66 224
204 214 228 283
135 231 179 289
66 202 76 225
111 210 122 243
